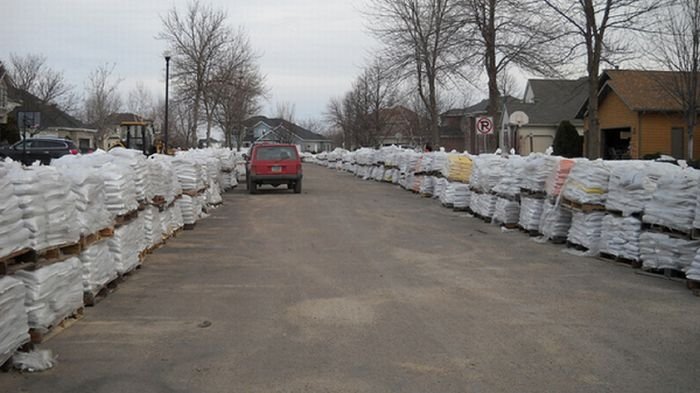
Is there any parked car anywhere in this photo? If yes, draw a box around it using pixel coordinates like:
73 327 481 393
0 137 79 165
246 143 303 194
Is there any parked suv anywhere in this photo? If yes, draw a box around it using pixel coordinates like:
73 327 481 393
0 137 79 165
246 143 303 194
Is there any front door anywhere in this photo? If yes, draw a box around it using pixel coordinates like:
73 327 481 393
671 127 684 158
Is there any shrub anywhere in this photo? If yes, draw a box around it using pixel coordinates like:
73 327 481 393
552 121 582 158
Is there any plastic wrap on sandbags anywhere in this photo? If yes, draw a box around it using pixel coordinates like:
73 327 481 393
643 168 700 233
9 163 80 250
419 176 435 195
172 156 204 191
544 157 575 197
453 183 471 210
108 216 146 275
640 232 700 271
143 206 165 248
521 153 557 192
52 156 112 236
432 152 449 176
493 155 525 197
447 154 473 183
606 161 680 216
470 192 496 218
519 196 545 231
561 159 610 205
98 160 139 216
492 197 520 225
109 148 148 202
469 154 505 193
78 240 118 296
687 251 700 281
599 215 642 261
0 276 30 366
14 257 83 333
434 178 448 200
440 181 455 206
567 212 605 252
0 162 31 258
178 195 197 225
539 199 572 240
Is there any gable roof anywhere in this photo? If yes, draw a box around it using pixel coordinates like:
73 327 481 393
444 96 520 118
7 84 90 130
506 78 588 126
243 116 329 142
102 112 152 126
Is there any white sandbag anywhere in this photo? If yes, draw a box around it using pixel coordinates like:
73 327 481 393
539 199 572 240
492 197 520 225
440 181 456 206
0 161 31 258
639 232 700 271
521 153 557 192
492 155 525 198
0 276 30 366
606 161 680 216
567 211 605 252
519 196 545 231
643 167 700 233
561 159 611 205
108 148 148 202
453 183 471 209
469 154 506 193
470 192 497 218
687 250 700 281
108 215 146 275
14 257 83 333
434 178 448 200
599 215 642 261
78 240 118 296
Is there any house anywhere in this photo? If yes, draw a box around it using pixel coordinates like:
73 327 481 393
501 78 588 155
5 83 97 151
578 69 700 160
440 96 519 154
375 106 423 147
241 116 332 153
0 62 22 129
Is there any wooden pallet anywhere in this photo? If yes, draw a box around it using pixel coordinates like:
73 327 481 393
441 203 454 209
642 223 692 240
561 198 605 213
453 206 472 213
29 307 84 344
99 226 115 238
501 222 519 229
566 241 590 252
0 248 33 276
549 236 567 245
605 209 642 218
638 267 687 282
84 276 122 307
518 225 541 237
183 223 196 231
599 252 642 268
114 210 139 228
520 188 546 199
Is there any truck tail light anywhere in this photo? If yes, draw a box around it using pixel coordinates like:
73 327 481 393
70 149 79 155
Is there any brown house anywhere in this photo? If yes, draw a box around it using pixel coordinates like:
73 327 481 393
579 69 700 159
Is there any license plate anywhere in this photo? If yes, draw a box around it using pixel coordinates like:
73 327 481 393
271 166 282 172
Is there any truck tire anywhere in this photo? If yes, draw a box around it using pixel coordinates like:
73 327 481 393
249 182 257 194
294 180 302 194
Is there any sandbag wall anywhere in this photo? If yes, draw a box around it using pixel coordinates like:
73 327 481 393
0 147 238 364
314 147 700 294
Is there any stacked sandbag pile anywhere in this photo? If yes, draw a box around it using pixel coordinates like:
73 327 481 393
78 240 118 298
440 181 456 206
687 251 700 281
108 215 146 275
172 156 203 192
470 192 497 218
0 276 30 366
643 167 700 234
521 153 556 193
639 232 700 271
446 154 473 183
419 176 435 195
9 163 80 250
567 211 605 251
178 195 197 225
492 155 525 225
599 215 643 261
0 162 31 258
14 257 83 333
76 152 140 217
469 155 504 218
561 159 610 205
434 178 448 200
453 183 471 210
52 155 112 236
519 196 545 231
539 199 572 241
143 206 164 248
606 161 680 216
544 157 576 197
109 148 148 203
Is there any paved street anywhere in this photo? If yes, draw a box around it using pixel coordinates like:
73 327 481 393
4 164 700 392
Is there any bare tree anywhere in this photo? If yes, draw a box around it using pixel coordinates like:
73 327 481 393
368 0 467 145
170 96 198 148
541 0 668 158
83 64 122 144
275 101 296 123
461 0 566 124
650 0 700 159
127 82 155 118
159 0 232 147
8 53 76 114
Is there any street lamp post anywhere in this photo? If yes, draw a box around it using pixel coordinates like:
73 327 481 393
164 53 171 153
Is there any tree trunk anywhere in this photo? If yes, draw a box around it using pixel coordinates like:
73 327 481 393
586 70 600 159
485 0 499 153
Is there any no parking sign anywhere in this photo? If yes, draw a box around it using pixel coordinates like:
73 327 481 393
475 116 494 135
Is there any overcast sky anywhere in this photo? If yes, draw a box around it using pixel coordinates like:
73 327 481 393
0 0 379 121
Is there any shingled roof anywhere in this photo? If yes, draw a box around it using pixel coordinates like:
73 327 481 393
243 116 329 142
7 84 89 130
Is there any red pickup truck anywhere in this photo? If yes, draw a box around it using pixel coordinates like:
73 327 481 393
246 143 303 194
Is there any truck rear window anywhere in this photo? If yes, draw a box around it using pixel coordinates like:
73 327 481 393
255 146 297 161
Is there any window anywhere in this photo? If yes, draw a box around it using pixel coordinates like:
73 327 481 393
255 146 297 161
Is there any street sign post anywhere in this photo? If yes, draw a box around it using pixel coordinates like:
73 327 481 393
475 116 494 153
